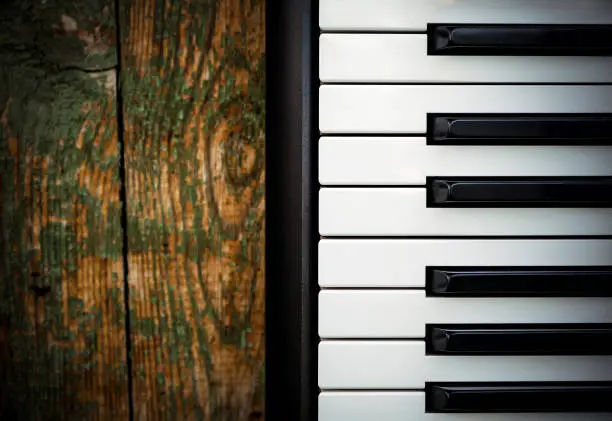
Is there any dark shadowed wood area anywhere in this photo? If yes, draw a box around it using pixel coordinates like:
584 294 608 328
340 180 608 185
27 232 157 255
0 1 130 420
0 0 266 419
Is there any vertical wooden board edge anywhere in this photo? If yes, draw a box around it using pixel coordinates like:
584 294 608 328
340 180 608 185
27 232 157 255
265 0 318 420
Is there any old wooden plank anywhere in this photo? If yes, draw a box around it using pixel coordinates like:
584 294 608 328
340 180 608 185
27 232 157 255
0 1 130 420
119 0 265 420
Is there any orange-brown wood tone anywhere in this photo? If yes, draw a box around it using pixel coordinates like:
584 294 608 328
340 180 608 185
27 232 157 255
1 0 264 418
118 0 265 420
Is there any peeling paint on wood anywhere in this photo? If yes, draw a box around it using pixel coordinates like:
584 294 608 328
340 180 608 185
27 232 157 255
1 0 265 418
118 0 265 420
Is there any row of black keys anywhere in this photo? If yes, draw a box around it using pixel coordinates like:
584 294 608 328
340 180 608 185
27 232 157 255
426 324 611 355
429 261 610 412
428 267 611 354
426 177 612 207
425 114 612 207
428 266 612 296
426 382 612 413
428 24 612 56
427 267 610 412
428 266 612 352
428 114 612 145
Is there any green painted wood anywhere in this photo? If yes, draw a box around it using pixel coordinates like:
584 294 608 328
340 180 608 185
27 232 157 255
118 0 266 420
0 1 130 420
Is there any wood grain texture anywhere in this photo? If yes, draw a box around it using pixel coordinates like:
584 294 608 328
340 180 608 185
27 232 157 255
0 1 129 420
118 0 265 419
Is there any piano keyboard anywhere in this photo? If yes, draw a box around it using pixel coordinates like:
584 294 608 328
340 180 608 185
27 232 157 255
316 0 612 420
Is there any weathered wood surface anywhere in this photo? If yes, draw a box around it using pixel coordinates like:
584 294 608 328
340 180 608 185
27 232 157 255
119 0 266 420
0 1 130 420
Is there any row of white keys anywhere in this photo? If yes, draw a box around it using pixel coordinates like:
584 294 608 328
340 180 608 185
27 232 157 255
319 239 612 287
320 0 612 31
320 34 612 83
319 392 612 421
318 2 612 418
318 341 612 389
319 188 612 236
319 137 612 185
319 290 612 338
319 85 612 134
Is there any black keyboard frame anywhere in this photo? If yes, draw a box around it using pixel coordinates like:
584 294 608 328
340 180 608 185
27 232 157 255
266 1 319 420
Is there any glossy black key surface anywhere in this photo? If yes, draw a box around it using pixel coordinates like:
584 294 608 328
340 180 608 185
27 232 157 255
428 24 612 56
426 266 612 297
427 114 612 145
426 382 612 413
426 177 612 207
426 324 612 355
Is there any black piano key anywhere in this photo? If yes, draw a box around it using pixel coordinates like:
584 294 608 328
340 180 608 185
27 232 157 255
427 114 612 145
428 24 612 56
426 177 612 207
427 266 612 297
426 324 612 355
426 382 612 413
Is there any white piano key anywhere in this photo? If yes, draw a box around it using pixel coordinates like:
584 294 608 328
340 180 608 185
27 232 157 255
319 137 612 185
319 85 612 134
318 290 612 338
319 392 612 421
319 239 612 287
318 341 612 389
320 34 612 83
320 0 612 31
319 188 612 236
